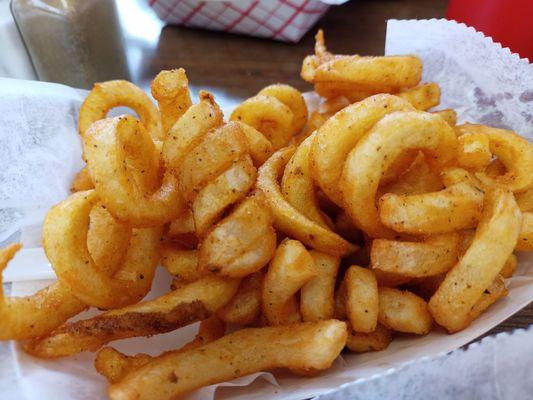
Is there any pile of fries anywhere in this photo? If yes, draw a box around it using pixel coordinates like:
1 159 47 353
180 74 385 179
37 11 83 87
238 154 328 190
1 30 532 399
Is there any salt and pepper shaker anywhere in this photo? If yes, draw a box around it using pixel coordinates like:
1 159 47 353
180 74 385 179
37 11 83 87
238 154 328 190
10 0 130 89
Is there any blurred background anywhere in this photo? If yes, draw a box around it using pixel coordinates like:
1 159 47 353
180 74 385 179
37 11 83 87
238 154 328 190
1 0 450 109
0 0 531 108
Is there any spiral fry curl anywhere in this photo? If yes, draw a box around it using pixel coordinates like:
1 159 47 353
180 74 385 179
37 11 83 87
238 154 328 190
0 194 160 340
230 84 308 166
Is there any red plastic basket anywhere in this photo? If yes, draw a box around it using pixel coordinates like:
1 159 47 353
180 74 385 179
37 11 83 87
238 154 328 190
149 0 334 43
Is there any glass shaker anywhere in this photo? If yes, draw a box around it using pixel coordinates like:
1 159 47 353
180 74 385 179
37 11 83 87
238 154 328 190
11 0 131 89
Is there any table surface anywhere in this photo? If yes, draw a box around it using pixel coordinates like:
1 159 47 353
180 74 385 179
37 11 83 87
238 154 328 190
127 0 532 338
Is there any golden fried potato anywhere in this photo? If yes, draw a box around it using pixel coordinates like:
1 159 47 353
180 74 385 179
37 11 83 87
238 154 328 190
311 94 414 206
466 275 508 324
281 133 332 229
341 111 457 238
378 287 433 335
301 251 340 322
70 166 94 192
199 193 276 278
311 55 422 93
43 190 161 310
345 266 378 333
346 323 392 353
24 276 239 358
379 153 444 196
379 181 484 235
300 30 334 81
440 166 481 187
217 272 263 325
374 269 413 287
87 203 132 276
258 84 308 134
95 315 225 383
162 91 224 169
302 31 422 96
397 83 441 111
459 124 533 192
500 254 517 278
161 246 199 284
191 155 256 236
257 146 355 256
230 94 293 150
313 83 372 103
263 239 317 325
429 188 521 332
96 348 153 385
433 109 457 126
108 320 347 400
0 244 84 340
234 121 274 166
301 111 331 139
150 69 192 135
178 123 249 203
371 233 462 278
84 116 183 227
516 212 533 251
79 80 163 140
166 208 196 238
318 96 351 114
457 129 492 170
0 201 138 340
515 187 533 212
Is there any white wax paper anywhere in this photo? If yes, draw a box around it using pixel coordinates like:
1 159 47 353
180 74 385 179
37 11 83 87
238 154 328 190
1 18 532 400
317 326 533 400
0 78 84 247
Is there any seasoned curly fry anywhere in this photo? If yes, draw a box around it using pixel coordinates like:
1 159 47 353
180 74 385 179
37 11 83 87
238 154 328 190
95 315 225 383
340 110 457 238
300 251 339 322
397 83 441 111
345 266 379 333
0 201 145 340
311 94 414 206
257 146 356 256
281 133 332 229
263 239 317 325
429 188 521 332
217 272 263 325
230 84 308 158
302 30 422 97
84 116 184 227
379 181 484 235
108 320 347 400
371 233 462 278
150 68 192 135
346 323 392 353
43 190 161 310
70 166 94 192
79 80 163 140
24 276 239 358
459 124 533 192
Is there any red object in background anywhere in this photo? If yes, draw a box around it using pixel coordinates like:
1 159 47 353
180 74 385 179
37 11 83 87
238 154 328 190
446 0 533 61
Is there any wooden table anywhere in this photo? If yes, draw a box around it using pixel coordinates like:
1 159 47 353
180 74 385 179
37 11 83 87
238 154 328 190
130 0 532 338
136 0 452 98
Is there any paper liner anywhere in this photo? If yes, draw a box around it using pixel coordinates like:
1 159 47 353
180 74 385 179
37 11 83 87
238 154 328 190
316 325 533 399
